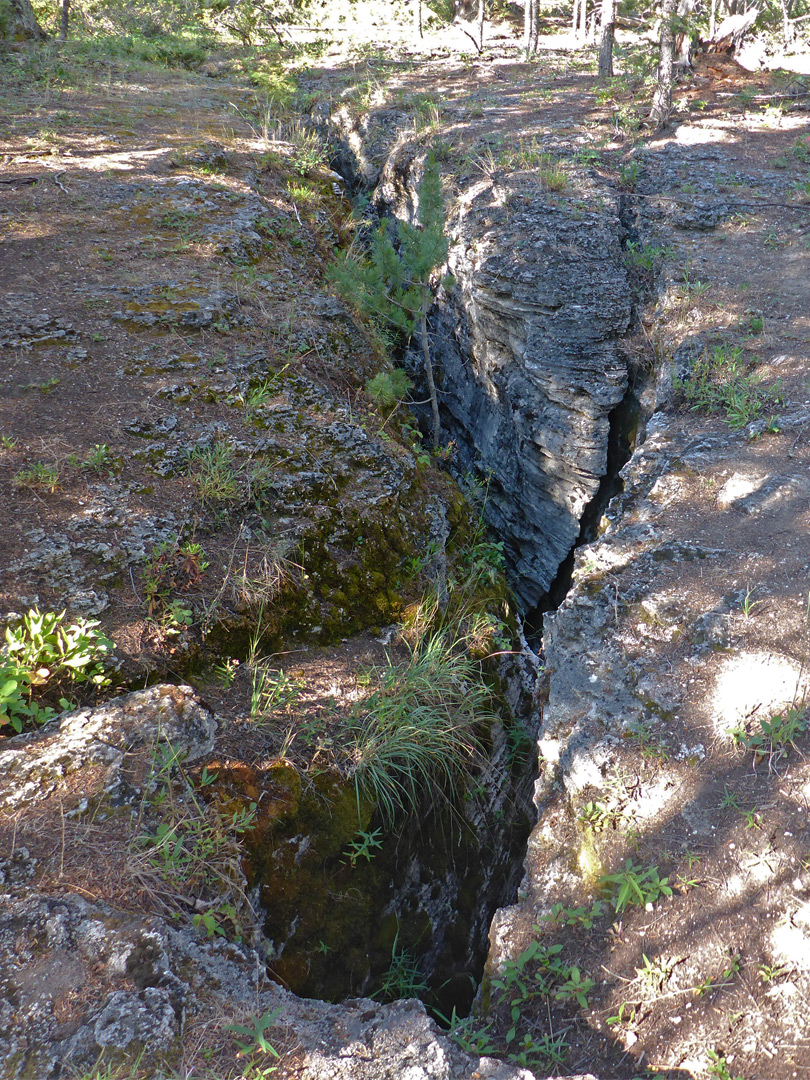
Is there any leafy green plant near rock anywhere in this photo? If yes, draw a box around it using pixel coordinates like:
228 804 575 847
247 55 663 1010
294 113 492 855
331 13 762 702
730 705 807 766
446 937 593 1071
598 859 673 912
134 740 257 941
12 460 60 492
142 536 209 626
0 608 114 733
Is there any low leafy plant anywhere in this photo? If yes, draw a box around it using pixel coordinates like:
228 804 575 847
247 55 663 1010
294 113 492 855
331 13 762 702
618 158 640 190
483 939 588 1068
707 1051 743 1080
343 827 384 867
139 802 256 879
731 706 806 765
720 785 743 810
543 900 606 929
578 800 621 831
757 962 790 984
441 1010 497 1056
161 600 194 636
193 902 239 938
624 240 670 271
625 719 671 761
599 860 672 912
143 537 209 617
606 1000 637 1028
694 952 740 998
1 608 114 733
81 443 116 474
135 741 256 934
678 343 783 429
636 953 672 993
13 461 60 492
227 1006 282 1060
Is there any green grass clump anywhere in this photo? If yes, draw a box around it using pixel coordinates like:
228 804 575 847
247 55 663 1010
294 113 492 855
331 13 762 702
189 443 241 505
342 632 492 826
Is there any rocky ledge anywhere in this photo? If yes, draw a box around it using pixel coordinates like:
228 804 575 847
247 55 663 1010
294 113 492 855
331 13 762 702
489 116 810 1077
0 685 593 1080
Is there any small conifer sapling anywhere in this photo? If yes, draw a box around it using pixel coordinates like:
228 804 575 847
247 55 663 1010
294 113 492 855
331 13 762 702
328 156 449 445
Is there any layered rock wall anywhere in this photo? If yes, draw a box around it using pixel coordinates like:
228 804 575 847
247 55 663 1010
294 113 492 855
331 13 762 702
338 129 636 612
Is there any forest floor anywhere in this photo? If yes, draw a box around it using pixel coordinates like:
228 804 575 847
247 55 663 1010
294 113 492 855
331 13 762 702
2 7 810 1079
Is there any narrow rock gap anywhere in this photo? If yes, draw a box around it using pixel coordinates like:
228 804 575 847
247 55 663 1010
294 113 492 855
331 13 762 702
526 383 643 641
289 134 654 1023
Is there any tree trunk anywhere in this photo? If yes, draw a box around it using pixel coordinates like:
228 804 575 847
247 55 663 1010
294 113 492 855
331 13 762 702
420 290 441 447
415 0 422 38
598 0 615 76
60 0 69 41
709 0 718 38
780 0 793 43
651 0 677 126
524 0 532 54
571 0 580 35
477 0 485 49
579 0 588 39
2 0 47 40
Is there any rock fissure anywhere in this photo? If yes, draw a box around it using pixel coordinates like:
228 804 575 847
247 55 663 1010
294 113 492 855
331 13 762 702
325 116 649 623
304 102 655 1017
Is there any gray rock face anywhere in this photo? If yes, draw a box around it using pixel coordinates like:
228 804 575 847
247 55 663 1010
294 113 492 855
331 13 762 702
0 684 216 812
434 183 632 610
0 886 544 1079
347 139 634 612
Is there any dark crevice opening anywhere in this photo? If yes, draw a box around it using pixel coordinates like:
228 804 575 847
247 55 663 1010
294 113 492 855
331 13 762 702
524 383 643 644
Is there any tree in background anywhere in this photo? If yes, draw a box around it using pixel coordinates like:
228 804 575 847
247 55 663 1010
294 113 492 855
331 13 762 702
1 0 46 39
524 0 539 57
328 158 450 446
571 0 588 40
598 0 615 75
651 0 678 124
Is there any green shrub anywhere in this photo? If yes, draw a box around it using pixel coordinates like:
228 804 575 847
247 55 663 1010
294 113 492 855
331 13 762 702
0 608 114 733
366 369 413 408
328 155 449 444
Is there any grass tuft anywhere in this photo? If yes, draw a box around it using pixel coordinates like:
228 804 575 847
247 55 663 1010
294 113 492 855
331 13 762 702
342 631 492 827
